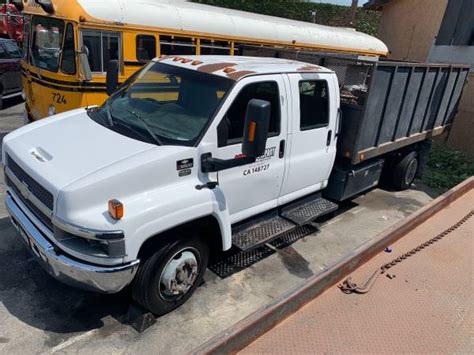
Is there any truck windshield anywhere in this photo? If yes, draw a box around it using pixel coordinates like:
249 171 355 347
31 16 64 72
89 62 234 146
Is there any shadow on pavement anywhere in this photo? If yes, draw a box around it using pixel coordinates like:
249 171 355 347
0 217 132 342
0 96 24 111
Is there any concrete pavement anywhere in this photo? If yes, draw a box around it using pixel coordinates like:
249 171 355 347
0 102 441 354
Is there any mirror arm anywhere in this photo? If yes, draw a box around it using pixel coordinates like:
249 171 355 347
201 153 255 173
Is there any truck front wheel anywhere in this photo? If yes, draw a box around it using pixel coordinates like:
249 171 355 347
132 236 209 316
392 151 419 190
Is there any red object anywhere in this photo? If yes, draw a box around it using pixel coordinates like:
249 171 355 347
0 3 23 43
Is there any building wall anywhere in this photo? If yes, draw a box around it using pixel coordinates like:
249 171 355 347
375 0 473 158
376 0 448 61
445 74 474 159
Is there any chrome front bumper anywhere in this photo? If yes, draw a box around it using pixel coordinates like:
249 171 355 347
5 195 140 294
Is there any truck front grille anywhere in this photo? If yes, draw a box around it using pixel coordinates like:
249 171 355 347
5 174 54 230
6 154 54 210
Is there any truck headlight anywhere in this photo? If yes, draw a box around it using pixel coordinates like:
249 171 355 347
48 105 57 117
54 227 126 258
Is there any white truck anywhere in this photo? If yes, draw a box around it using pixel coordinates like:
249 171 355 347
2 55 468 315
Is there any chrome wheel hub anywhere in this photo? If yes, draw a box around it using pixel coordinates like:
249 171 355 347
405 159 418 185
160 249 199 298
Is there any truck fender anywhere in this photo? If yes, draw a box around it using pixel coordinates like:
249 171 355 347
127 188 232 261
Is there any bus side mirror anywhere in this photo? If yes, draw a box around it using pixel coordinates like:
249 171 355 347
78 45 92 81
106 60 119 96
242 99 271 159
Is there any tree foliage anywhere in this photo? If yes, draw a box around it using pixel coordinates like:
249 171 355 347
191 0 381 36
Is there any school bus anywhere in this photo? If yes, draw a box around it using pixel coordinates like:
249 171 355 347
16 0 388 120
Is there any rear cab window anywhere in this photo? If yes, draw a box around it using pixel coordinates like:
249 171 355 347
299 80 329 130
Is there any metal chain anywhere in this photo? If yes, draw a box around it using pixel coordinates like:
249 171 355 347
339 210 474 294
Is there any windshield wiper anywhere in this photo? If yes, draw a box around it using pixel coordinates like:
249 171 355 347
105 101 115 127
126 110 163 146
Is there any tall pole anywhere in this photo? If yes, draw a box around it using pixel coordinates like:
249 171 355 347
350 0 358 27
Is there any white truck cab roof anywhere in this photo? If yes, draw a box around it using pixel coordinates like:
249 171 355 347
155 55 334 81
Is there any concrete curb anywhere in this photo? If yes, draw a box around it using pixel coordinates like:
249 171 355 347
192 177 474 355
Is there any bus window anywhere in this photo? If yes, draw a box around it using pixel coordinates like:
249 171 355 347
160 35 195 55
60 23 76 75
200 40 231 55
31 16 65 72
136 35 156 62
82 30 120 73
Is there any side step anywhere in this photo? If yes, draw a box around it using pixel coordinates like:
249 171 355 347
232 214 296 251
281 196 338 226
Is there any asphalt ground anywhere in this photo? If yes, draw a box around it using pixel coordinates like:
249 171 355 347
242 189 473 354
0 100 441 354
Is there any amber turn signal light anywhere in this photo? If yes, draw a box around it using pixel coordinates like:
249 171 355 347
108 199 124 220
248 121 256 143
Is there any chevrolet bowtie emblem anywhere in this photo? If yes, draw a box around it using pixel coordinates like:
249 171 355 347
18 181 30 200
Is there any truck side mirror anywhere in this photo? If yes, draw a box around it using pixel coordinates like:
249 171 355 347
78 45 92 82
242 99 271 158
106 60 119 96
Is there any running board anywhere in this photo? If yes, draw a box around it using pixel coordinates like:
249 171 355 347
232 214 296 251
281 196 338 226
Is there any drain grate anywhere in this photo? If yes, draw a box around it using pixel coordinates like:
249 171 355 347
209 225 317 278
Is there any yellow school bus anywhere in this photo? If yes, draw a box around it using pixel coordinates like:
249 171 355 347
16 0 388 120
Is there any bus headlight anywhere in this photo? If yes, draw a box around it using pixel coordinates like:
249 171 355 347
48 105 57 116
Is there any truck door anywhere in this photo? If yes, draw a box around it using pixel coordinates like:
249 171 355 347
279 73 338 203
210 75 288 223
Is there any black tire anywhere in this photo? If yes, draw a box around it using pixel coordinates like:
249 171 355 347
132 235 209 316
392 151 419 190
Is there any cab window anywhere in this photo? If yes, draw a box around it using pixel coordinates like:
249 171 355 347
218 81 281 147
299 80 329 130
136 35 156 62
82 30 120 73
31 16 65 72
60 23 76 74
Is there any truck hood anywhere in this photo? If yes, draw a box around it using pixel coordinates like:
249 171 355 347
3 109 156 195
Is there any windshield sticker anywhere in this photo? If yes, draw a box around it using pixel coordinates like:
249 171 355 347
177 159 194 171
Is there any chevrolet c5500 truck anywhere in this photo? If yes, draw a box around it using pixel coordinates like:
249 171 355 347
2 56 468 315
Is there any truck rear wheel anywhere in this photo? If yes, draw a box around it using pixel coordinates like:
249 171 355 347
392 151 419 190
132 235 209 316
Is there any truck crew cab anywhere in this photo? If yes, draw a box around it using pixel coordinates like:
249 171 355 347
2 56 468 315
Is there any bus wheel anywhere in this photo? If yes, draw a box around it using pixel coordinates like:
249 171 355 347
132 235 209 316
392 151 419 190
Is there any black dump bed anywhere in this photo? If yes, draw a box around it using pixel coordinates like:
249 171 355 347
242 46 469 166
335 60 469 165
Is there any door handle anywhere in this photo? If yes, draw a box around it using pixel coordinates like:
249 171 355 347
326 130 333 146
279 139 285 158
